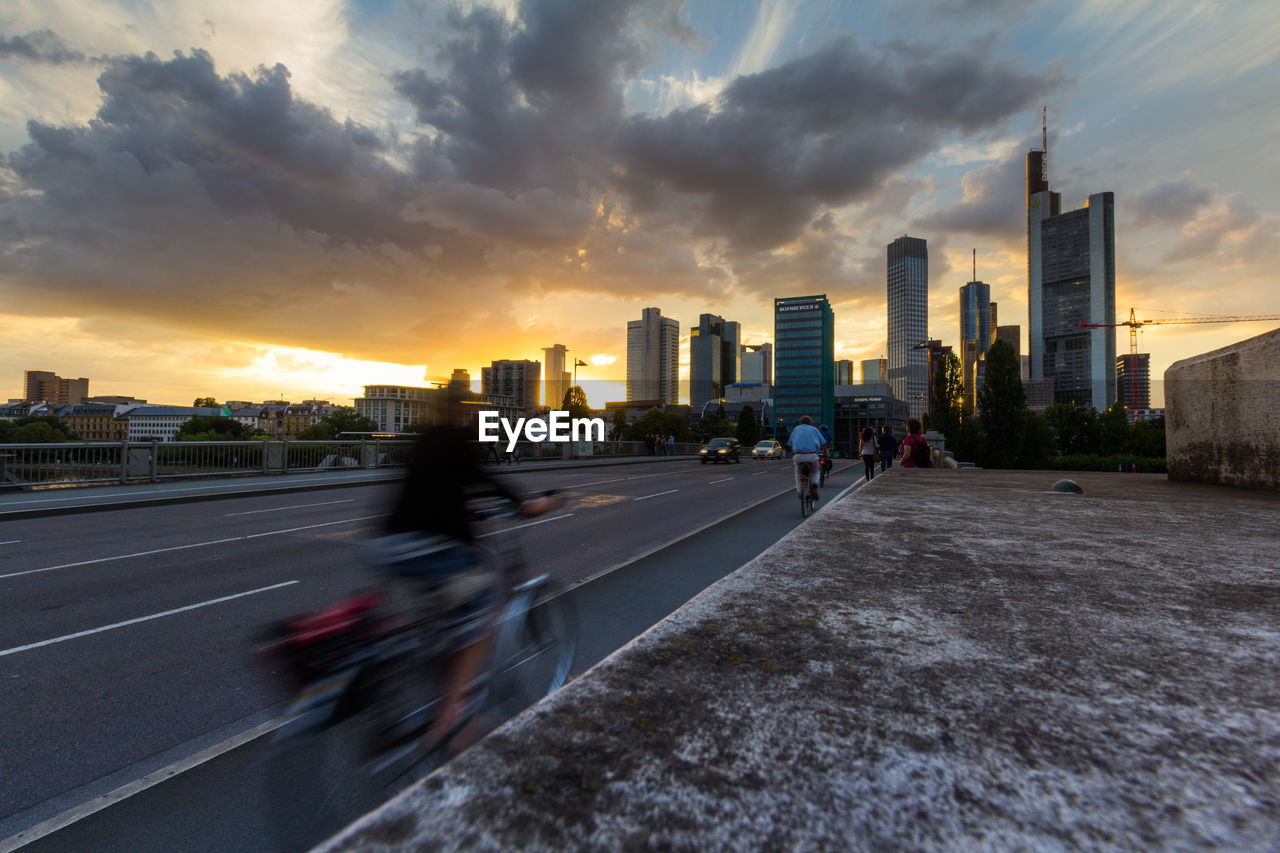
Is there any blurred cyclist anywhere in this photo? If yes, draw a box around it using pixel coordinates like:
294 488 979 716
787 415 825 499
377 388 551 752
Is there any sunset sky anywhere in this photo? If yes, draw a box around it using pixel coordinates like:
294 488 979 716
2 0 1278 408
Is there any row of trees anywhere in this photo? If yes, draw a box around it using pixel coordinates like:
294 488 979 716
929 338 1166 470
0 416 79 443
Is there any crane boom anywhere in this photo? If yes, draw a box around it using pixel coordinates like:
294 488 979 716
1078 308 1280 423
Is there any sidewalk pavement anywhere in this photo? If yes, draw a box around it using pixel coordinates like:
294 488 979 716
0 454 697 520
321 468 1280 851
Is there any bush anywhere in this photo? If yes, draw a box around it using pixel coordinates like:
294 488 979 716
1048 454 1167 474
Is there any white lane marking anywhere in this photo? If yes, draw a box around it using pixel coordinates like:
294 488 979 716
562 477 628 488
0 581 299 658
0 540 21 545
709 478 734 484
1 474 395 506
224 499 355 516
477 513 574 538
633 489 678 501
0 515 383 580
624 471 677 481
752 471 769 476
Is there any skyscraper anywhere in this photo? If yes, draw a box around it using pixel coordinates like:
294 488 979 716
689 314 742 411
1028 151 1116 409
860 358 887 384
887 236 929 415
959 280 992 408
834 360 854 386
481 359 541 413
774 295 834 433
626 308 679 405
541 344 571 408
1116 353 1151 413
740 343 773 385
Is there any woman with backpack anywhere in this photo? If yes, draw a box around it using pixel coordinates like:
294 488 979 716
858 427 878 482
899 418 933 469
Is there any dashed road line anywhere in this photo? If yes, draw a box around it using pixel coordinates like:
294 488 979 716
223 499 355 516
0 581 300 658
633 489 679 501
477 513 574 538
0 516 383 581
709 478 734 484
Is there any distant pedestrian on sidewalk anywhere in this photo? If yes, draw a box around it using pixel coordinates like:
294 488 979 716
667 435 675 456
858 427 878 482
877 425 897 472
899 418 933 468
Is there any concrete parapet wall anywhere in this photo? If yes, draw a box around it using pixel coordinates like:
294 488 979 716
320 469 1279 851
1166 327 1280 490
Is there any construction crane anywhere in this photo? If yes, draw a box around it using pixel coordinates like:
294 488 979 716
1081 308 1280 421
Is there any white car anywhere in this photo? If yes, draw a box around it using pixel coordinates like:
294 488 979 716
752 440 784 459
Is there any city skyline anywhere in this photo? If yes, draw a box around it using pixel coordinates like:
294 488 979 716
2 1 1278 408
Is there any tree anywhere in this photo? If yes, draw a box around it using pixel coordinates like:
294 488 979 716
403 417 435 434
610 409 628 440
321 407 379 436
10 416 76 442
623 409 693 442
975 338 1027 468
560 386 591 419
1043 403 1100 456
1129 418 1166 458
930 351 964 441
177 416 245 441
193 397 220 408
1021 411 1056 469
1099 403 1132 456
736 404 761 445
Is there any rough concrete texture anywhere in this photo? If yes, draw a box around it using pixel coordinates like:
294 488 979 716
320 469 1280 852
1166 326 1280 490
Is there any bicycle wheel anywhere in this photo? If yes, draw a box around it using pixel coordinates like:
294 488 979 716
800 486 810 517
262 659 445 851
488 589 578 720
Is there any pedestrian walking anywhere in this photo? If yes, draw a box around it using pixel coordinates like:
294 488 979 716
858 427 878 482
667 435 675 456
877 425 897 473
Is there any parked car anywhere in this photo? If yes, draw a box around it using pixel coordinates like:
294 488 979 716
752 440 784 459
699 437 742 464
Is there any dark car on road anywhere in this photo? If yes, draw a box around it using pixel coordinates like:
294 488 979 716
699 436 742 464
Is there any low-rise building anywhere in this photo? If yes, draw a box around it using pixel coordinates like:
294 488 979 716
58 403 128 441
118 405 227 442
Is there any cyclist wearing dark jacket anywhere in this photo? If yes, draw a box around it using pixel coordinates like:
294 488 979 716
381 411 550 752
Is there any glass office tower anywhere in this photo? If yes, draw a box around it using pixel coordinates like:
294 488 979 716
774 295 834 437
887 236 929 417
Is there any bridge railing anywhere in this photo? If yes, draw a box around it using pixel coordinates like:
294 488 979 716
0 439 418 489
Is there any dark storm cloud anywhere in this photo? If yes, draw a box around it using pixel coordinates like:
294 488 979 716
0 29 86 64
1 3 1062 358
615 37 1058 249
913 143 1030 241
1131 177 1214 226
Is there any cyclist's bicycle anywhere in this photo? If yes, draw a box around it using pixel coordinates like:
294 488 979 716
797 461 819 517
257 496 576 850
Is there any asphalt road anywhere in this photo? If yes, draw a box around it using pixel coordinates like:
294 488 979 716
1 458 853 848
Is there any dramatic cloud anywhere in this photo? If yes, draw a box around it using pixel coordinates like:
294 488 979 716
0 29 86 64
0 5 1062 372
615 38 1058 250
1130 175 1214 227
913 142 1031 242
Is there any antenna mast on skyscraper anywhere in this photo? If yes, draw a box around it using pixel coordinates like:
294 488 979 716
1041 105 1048 184
972 248 976 282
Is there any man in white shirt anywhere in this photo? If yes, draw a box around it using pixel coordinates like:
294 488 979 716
787 415 825 499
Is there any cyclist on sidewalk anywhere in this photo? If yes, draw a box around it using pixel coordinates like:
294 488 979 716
378 389 552 754
788 415 826 499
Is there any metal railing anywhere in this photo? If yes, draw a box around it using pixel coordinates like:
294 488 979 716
0 439 417 490
0 439 701 490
